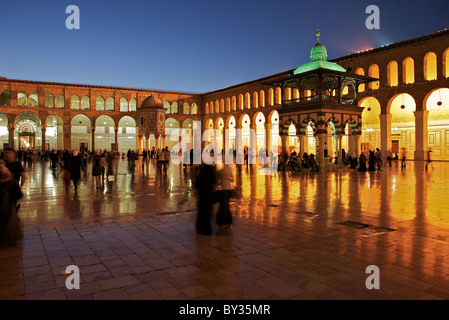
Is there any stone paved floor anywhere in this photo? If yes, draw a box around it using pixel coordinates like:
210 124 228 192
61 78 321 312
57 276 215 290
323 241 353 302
1 158 449 300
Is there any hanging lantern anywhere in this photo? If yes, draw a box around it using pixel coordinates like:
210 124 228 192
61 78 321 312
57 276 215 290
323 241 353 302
401 105 406 109
437 101 443 106
367 107 371 111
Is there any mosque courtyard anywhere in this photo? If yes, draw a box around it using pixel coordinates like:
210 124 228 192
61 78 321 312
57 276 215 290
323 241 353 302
1 158 449 300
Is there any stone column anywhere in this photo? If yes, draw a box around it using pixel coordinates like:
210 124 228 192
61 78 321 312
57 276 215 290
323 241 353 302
161 134 166 149
327 134 333 160
41 125 47 151
280 135 288 153
8 123 15 150
317 133 326 170
114 126 119 151
249 124 257 164
265 123 271 155
145 134 150 150
63 124 71 151
91 126 96 152
353 134 361 158
414 110 429 161
298 134 305 158
337 134 344 163
155 134 160 150
379 113 392 159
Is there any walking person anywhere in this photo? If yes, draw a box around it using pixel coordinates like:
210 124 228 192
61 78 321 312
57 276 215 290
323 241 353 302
106 151 114 179
375 148 382 170
194 154 217 235
69 150 83 190
0 160 23 247
426 147 433 171
215 163 234 231
401 148 407 169
3 148 26 189
92 149 103 189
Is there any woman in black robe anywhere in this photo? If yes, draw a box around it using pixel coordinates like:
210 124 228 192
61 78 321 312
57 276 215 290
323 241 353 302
69 150 83 190
0 161 23 247
194 163 217 235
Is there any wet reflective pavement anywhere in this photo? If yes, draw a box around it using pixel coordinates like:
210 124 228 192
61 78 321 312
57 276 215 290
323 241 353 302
1 158 449 300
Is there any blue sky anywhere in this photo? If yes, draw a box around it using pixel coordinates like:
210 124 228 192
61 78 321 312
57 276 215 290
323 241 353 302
1 0 448 93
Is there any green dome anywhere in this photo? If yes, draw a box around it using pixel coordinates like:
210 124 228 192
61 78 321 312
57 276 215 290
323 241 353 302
310 42 328 61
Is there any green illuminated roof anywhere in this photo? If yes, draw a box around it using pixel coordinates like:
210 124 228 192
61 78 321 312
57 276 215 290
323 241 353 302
293 28 346 75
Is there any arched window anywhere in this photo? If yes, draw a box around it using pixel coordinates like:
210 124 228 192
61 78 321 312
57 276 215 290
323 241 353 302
231 96 236 111
368 64 380 90
285 88 291 100
45 94 54 108
29 92 38 107
275 87 282 105
106 97 115 111
387 61 398 87
403 57 415 84
238 94 244 110
253 92 258 108
71 95 80 109
191 103 197 115
245 93 250 109
424 52 437 81
55 95 65 109
215 100 220 113
355 68 365 92
259 90 265 107
183 102 190 115
129 98 137 112
163 101 170 114
18 92 27 106
220 99 224 113
96 96 105 111
225 98 230 112
268 88 274 106
81 96 90 110
210 101 214 114
0 90 11 106
171 101 178 114
444 48 449 78
120 97 128 112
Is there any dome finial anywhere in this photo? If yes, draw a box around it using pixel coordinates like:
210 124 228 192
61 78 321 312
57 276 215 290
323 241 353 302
316 27 320 43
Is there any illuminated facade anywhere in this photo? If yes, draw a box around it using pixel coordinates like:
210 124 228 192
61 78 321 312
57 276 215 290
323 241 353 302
0 29 448 161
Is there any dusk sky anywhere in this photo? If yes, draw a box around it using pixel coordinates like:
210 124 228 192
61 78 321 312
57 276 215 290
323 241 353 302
1 0 448 93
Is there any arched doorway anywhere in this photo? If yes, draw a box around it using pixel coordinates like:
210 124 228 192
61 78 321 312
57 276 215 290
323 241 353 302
359 97 381 153
45 115 64 151
118 116 137 153
0 113 9 148
15 112 42 150
425 88 449 160
95 115 116 151
71 114 92 152
388 93 416 159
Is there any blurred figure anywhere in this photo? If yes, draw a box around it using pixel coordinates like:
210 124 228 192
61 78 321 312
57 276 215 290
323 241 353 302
426 147 433 171
194 153 217 235
0 160 23 247
3 148 26 188
92 149 103 189
215 163 234 231
401 148 407 169
106 151 115 179
69 150 83 190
